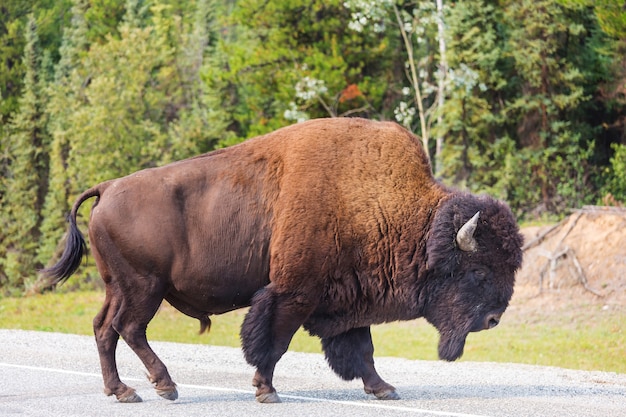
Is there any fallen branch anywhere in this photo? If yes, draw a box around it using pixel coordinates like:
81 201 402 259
581 205 626 214
522 206 626 252
522 219 566 251
553 211 583 250
535 245 603 297
568 248 603 297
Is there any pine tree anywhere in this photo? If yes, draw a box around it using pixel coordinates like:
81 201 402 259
0 15 48 293
36 0 90 280
155 0 232 161
439 0 506 187
0 2 31 123
499 0 596 215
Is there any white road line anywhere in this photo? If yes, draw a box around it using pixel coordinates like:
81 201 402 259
0 362 492 417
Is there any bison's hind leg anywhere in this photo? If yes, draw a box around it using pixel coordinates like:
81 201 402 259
93 289 143 402
94 273 177 403
110 287 178 402
321 327 399 400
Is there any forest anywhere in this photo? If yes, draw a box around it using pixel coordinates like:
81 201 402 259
1 0 625 294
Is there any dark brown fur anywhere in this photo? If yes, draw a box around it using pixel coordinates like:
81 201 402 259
43 118 523 403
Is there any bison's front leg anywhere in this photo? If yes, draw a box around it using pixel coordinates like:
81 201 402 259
241 286 315 403
322 326 400 400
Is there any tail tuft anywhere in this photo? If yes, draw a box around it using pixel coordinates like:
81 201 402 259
40 185 102 285
40 215 87 285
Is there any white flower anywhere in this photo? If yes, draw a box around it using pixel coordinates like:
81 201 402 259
295 76 327 101
394 101 415 128
344 0 392 33
284 102 309 123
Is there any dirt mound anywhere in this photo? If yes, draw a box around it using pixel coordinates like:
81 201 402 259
511 206 626 317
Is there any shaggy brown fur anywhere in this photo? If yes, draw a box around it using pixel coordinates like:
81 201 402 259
43 118 523 403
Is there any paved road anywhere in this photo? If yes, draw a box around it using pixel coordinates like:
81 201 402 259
0 330 624 417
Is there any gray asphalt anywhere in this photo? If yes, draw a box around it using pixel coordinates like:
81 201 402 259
0 329 624 417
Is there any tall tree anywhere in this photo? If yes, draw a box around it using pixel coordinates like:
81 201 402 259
438 0 507 187
0 2 29 122
0 0 71 127
36 0 90 275
499 0 598 215
62 0 227 187
0 15 48 293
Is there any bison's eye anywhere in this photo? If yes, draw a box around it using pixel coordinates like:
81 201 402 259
474 268 487 278
471 268 490 285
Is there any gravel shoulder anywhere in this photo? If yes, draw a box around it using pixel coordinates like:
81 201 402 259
1 329 624 417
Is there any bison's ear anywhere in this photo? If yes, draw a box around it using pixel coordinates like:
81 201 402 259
456 211 479 252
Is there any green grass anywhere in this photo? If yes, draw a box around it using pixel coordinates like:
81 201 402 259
0 291 624 374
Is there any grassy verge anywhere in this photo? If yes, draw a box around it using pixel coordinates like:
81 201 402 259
0 290 623 374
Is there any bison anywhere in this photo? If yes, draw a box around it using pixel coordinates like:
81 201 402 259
43 117 523 403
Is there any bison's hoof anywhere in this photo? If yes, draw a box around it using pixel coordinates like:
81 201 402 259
374 390 400 400
118 391 143 403
256 391 282 403
157 387 178 401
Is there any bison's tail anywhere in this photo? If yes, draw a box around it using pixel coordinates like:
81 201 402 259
40 185 105 285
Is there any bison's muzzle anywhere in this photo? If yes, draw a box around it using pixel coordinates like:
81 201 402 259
484 312 502 330
438 311 504 361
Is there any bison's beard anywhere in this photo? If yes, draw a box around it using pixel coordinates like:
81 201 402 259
437 331 468 361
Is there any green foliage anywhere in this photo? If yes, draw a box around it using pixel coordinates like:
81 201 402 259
495 0 604 216
601 143 626 203
0 15 49 295
0 0 72 122
490 129 596 216
439 0 507 183
36 0 90 277
3 0 231 293
217 0 395 139
0 14 27 119
558 0 626 39
439 0 610 218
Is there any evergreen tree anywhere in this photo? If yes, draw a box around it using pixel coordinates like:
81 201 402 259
558 0 626 39
439 0 507 186
499 0 598 216
36 0 90 279
154 0 232 161
0 5 28 122
0 15 48 293
62 0 228 188
0 0 72 128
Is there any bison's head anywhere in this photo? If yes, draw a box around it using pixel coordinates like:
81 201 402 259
423 194 523 361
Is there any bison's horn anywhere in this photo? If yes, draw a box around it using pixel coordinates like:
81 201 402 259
456 211 480 252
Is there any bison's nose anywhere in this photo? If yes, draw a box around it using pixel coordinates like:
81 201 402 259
485 312 502 330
